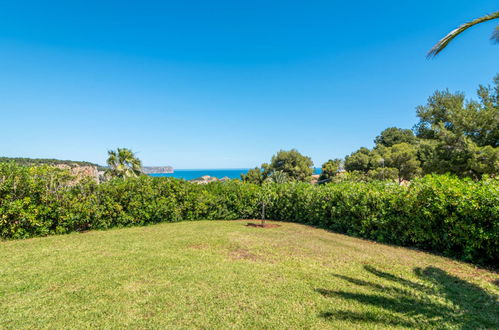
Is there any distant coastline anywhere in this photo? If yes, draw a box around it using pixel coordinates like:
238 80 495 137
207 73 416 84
150 168 321 180
141 166 174 174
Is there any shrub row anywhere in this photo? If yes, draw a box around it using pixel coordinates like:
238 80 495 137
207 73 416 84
0 163 497 265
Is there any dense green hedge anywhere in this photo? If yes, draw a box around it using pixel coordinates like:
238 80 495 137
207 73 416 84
0 163 497 265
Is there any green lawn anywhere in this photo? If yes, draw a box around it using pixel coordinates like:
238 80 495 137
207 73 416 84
1 221 497 329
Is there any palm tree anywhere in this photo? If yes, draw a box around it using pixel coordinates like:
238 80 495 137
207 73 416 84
269 170 289 184
105 148 142 178
427 11 499 58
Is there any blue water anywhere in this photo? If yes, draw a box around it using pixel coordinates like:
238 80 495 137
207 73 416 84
150 168 321 180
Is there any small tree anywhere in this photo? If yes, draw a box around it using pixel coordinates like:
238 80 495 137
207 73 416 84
257 183 276 226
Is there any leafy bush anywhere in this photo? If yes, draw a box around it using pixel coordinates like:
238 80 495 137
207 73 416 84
0 163 497 265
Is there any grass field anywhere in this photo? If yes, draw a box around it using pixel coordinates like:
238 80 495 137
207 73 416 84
1 220 498 329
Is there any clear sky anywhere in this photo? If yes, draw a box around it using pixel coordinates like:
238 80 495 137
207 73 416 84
1 1 498 168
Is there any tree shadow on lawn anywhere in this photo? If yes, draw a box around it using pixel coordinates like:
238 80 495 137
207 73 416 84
316 266 499 328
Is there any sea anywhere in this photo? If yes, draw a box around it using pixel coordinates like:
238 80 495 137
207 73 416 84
150 168 321 180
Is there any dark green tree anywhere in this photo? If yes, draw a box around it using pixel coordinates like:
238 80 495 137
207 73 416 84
344 147 374 173
471 145 499 177
264 149 313 182
414 90 466 140
381 143 421 183
367 167 399 181
374 127 417 148
413 75 499 178
241 167 264 184
319 159 342 180
414 77 499 147
420 128 475 177
421 128 499 178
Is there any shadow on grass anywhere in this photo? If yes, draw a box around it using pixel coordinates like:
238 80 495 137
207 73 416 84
317 266 498 328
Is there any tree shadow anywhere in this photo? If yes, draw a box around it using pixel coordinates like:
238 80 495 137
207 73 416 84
316 265 498 328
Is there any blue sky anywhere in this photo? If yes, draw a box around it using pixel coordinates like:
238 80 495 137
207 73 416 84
1 1 498 168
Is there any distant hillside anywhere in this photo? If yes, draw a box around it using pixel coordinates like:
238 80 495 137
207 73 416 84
0 157 106 171
141 166 174 174
0 157 175 175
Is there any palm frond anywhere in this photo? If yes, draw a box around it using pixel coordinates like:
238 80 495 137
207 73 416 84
105 147 142 178
427 11 499 58
492 26 499 43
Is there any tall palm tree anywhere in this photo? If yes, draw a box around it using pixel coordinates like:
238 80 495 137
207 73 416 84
105 148 142 178
427 11 499 58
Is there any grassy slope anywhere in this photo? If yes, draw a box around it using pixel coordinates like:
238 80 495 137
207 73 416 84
0 221 497 329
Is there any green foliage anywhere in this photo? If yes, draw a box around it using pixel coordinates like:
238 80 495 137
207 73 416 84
241 167 264 184
377 143 421 182
420 129 476 177
319 159 342 181
342 75 498 181
344 147 373 173
1 163 497 265
471 145 499 176
344 143 422 182
266 170 289 184
374 127 417 147
414 77 498 148
245 149 314 183
367 167 399 181
417 128 498 179
329 171 368 183
264 149 314 182
0 156 105 171
105 148 142 179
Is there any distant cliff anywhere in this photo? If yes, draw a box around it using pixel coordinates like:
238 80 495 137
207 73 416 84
0 156 106 171
141 166 174 174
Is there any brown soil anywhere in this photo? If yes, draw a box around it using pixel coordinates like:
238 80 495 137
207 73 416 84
229 248 259 261
246 222 281 228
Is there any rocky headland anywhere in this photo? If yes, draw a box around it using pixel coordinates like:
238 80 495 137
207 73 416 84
141 166 174 174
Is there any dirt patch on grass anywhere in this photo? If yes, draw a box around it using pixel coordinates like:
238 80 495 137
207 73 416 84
246 222 281 228
228 248 259 261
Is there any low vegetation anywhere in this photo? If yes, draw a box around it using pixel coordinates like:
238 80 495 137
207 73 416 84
1 221 497 328
1 162 497 265
0 156 105 171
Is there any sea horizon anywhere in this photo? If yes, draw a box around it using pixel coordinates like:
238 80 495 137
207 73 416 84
150 168 321 180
